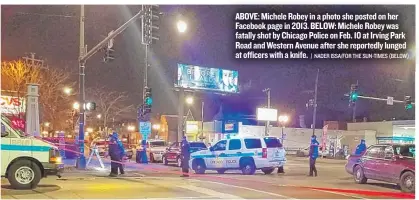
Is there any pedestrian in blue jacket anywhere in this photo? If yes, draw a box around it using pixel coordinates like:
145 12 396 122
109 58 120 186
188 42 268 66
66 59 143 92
308 135 319 177
354 139 367 155
108 132 125 177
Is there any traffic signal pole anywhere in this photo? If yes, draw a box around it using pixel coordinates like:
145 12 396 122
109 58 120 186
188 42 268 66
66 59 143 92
352 80 358 122
76 7 146 170
312 69 319 136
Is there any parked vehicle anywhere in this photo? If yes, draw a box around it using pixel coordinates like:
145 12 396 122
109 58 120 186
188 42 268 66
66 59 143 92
189 136 286 175
345 144 415 193
296 146 328 158
1 115 63 189
163 141 208 167
146 140 167 163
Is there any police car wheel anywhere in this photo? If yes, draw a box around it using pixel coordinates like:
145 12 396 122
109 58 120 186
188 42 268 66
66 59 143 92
241 160 256 175
193 160 206 174
217 169 226 174
261 168 275 175
8 160 42 190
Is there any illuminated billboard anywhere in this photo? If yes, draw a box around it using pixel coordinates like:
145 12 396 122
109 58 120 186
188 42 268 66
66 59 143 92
175 63 239 93
257 108 278 121
1 96 26 115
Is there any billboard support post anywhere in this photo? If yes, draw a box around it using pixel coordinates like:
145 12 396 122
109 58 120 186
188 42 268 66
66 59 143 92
177 88 185 143
263 88 271 136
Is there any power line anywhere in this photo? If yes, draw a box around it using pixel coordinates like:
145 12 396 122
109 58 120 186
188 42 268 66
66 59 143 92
16 12 76 18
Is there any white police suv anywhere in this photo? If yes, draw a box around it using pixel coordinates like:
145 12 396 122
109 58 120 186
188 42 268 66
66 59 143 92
189 136 286 175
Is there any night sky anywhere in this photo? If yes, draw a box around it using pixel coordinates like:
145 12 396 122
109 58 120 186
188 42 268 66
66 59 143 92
1 5 415 127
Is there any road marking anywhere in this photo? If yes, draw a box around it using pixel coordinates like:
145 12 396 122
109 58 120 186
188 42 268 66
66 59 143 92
195 180 296 199
309 188 369 199
177 184 243 199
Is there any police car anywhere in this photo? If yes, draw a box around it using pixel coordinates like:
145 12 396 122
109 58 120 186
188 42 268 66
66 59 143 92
189 136 286 175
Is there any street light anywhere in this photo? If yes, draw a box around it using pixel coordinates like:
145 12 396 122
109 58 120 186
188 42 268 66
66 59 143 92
177 20 187 33
86 127 93 133
63 87 72 95
186 96 194 105
127 125 135 132
152 124 161 130
97 114 102 119
73 102 80 110
44 122 50 127
278 115 289 145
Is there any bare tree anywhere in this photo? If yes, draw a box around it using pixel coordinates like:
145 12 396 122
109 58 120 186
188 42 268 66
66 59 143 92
1 60 41 117
1 60 76 131
87 87 134 132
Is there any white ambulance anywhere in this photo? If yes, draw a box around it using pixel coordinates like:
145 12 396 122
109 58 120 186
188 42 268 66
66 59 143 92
189 136 286 175
1 115 64 189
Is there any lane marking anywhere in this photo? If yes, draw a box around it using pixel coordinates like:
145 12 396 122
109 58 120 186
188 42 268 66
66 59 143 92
177 184 243 199
194 180 296 199
309 188 368 199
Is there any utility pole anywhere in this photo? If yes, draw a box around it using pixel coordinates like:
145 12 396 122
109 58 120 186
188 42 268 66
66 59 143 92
263 88 271 136
352 80 359 122
22 53 45 68
312 69 319 136
201 101 204 141
76 5 86 170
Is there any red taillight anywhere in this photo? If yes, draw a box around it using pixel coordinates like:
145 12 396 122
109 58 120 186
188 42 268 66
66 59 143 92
262 148 267 158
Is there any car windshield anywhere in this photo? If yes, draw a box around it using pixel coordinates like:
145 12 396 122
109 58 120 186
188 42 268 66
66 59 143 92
1 115 24 137
150 141 166 147
190 142 207 149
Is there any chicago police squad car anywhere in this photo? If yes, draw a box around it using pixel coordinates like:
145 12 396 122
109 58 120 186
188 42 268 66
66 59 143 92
189 136 286 175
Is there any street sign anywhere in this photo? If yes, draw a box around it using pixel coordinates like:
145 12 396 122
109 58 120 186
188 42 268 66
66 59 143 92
140 121 151 136
387 96 394 105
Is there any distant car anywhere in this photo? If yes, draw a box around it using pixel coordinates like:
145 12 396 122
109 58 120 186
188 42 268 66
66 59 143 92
146 140 168 163
163 141 208 167
345 144 415 193
296 146 328 158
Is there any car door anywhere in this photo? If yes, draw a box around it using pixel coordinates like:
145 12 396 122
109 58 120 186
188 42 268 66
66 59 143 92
1 122 11 175
224 139 242 168
361 146 381 179
375 145 398 182
208 140 227 169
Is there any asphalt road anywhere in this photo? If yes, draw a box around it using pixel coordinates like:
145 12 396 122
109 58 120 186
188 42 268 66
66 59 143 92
1 157 414 199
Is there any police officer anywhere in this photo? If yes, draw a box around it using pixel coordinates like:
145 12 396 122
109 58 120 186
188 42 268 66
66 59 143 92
180 136 191 177
109 132 125 177
308 135 319 177
354 139 367 156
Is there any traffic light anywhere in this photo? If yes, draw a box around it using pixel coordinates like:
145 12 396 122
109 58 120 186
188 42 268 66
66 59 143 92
141 5 160 45
85 102 96 111
349 84 359 103
405 96 413 110
103 47 115 63
144 87 152 106
150 5 160 43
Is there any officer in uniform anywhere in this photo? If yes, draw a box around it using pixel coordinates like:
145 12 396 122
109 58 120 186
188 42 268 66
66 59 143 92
308 135 319 177
354 139 367 155
108 132 125 177
180 136 191 177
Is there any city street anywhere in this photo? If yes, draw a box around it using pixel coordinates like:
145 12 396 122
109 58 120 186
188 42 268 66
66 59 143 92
1 157 414 199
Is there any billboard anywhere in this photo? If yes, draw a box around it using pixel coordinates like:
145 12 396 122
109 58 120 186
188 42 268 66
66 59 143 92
222 120 239 134
175 63 239 93
257 108 278 121
186 121 199 134
1 96 25 115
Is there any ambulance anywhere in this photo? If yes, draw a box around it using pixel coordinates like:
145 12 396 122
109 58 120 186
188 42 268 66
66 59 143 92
1 115 64 189
189 136 286 175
